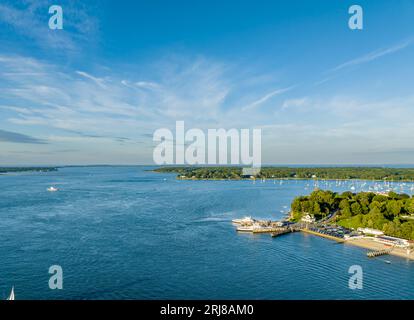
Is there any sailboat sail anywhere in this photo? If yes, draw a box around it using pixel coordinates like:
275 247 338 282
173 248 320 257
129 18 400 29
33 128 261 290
7 287 14 300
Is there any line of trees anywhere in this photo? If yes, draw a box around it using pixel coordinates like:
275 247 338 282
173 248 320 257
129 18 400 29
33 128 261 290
0 167 58 173
154 166 414 181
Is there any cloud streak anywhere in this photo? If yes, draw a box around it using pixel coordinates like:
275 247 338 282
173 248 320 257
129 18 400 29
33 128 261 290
329 39 413 73
242 87 292 111
0 129 46 144
76 71 107 88
0 0 99 53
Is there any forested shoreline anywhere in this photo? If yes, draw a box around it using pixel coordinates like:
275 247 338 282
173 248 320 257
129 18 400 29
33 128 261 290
153 166 414 181
291 190 414 240
0 167 58 174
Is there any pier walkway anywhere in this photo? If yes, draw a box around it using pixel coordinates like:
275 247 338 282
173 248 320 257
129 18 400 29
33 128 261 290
367 248 393 258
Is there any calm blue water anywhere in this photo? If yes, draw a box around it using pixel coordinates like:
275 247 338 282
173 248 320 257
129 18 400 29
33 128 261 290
0 166 413 300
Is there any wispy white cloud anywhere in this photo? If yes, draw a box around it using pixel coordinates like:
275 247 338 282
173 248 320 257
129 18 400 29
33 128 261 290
329 38 413 73
0 54 252 143
135 81 161 90
76 71 107 88
281 97 310 110
241 87 292 111
0 0 99 53
313 38 414 87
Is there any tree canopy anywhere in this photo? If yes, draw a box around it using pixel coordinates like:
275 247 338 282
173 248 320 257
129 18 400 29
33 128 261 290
291 190 414 240
154 166 414 181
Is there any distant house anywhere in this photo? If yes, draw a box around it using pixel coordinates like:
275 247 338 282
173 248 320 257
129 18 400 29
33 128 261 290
357 228 384 236
301 214 316 224
374 191 390 196
241 167 261 178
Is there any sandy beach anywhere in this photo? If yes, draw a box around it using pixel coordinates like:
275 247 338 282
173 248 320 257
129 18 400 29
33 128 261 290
345 238 414 261
301 229 414 261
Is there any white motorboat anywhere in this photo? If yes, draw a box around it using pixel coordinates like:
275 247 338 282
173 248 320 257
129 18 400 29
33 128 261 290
47 186 58 192
232 216 255 225
236 223 272 232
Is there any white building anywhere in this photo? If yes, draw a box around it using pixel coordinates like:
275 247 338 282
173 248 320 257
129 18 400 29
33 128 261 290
301 214 316 224
374 235 410 248
357 228 384 236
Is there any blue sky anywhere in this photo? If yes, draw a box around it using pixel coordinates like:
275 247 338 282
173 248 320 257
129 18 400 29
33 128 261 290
1 0 414 165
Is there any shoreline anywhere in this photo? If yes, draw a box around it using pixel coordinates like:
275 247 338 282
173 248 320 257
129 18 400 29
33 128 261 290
237 225 414 261
173 176 414 183
152 166 414 183
300 228 345 243
345 238 414 260
301 229 414 261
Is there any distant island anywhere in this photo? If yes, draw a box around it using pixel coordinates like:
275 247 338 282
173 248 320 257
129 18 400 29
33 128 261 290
291 190 414 240
0 167 58 174
153 166 414 181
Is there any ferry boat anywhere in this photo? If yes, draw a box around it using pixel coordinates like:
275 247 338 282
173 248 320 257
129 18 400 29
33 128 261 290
236 223 262 232
236 223 277 233
232 216 255 225
236 225 256 232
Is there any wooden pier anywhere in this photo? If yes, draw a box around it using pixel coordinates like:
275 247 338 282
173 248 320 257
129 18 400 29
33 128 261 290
271 227 296 237
299 228 345 243
270 227 300 238
367 248 392 258
252 227 285 233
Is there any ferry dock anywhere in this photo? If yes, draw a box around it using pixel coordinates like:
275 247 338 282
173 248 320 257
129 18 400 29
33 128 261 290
270 227 297 237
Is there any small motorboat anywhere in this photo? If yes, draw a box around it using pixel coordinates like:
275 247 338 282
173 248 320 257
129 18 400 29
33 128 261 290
47 186 58 192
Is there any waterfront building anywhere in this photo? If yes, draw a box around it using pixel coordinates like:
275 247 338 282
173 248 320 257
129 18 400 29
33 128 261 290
357 228 384 236
301 214 316 224
374 235 410 248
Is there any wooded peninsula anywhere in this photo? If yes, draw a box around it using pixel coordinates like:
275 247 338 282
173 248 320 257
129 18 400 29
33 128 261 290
153 166 414 181
0 167 58 174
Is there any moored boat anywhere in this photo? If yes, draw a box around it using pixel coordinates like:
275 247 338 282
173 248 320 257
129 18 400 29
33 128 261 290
232 216 255 225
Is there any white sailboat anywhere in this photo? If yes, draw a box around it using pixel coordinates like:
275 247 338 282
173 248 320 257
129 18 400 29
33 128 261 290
7 287 14 300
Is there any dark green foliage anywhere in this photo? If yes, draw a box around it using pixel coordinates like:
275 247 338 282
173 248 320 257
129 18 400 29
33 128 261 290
291 190 414 240
290 190 341 221
0 167 58 173
154 166 414 181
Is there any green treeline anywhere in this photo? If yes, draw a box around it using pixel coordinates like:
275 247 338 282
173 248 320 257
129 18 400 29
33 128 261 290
291 190 414 240
0 167 58 173
153 166 414 181
153 167 244 179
